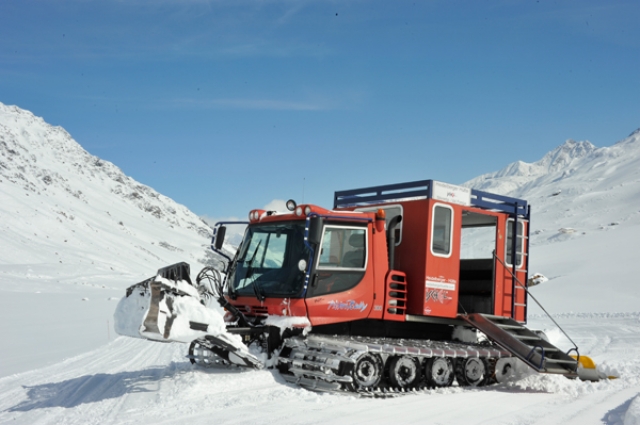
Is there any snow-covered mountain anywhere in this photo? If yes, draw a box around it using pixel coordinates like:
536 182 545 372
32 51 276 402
0 102 214 273
462 131 640 316
465 131 640 240
0 103 217 376
1 103 639 425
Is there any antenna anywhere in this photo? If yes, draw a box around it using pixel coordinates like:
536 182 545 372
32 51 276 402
302 177 305 203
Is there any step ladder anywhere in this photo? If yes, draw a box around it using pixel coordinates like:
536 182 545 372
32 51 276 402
462 313 579 378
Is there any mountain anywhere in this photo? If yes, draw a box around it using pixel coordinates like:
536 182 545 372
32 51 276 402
0 102 217 376
463 130 640 316
464 131 640 241
0 102 214 274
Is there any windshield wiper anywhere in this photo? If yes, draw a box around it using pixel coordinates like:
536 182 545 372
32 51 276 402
245 241 266 301
226 250 241 300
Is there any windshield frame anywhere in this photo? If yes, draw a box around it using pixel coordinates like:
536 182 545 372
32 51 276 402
227 220 309 299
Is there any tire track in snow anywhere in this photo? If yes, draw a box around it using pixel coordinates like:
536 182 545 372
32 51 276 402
0 338 191 425
2 316 640 425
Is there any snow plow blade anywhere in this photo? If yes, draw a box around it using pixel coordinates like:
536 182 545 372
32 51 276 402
114 262 263 369
571 355 617 381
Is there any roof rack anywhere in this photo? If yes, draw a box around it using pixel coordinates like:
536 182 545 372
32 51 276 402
333 179 529 217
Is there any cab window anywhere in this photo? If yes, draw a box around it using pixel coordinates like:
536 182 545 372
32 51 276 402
431 204 453 257
505 219 525 267
318 226 367 269
309 225 367 297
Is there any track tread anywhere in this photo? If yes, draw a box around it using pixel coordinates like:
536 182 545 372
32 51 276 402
277 334 511 394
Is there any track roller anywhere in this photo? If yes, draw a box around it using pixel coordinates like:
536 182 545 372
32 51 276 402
455 357 490 387
348 353 384 390
424 357 455 388
493 358 515 384
387 356 422 389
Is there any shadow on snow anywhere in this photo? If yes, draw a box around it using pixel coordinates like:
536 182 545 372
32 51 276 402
7 362 190 411
602 396 636 425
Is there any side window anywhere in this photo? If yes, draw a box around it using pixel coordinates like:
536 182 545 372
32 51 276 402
505 219 525 267
308 225 368 297
318 227 366 270
431 204 453 257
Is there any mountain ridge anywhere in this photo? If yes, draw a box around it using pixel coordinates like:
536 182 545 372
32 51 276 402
0 102 214 277
0 103 209 235
465 131 640 197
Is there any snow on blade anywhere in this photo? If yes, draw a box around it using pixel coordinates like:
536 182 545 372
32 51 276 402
113 282 151 339
111 267 264 370
114 276 238 344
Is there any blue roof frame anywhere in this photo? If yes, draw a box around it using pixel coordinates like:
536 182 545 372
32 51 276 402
333 179 529 217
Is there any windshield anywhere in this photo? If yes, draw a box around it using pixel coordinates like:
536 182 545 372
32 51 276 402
228 221 309 298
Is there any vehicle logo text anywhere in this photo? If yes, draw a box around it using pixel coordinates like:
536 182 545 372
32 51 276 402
328 300 368 312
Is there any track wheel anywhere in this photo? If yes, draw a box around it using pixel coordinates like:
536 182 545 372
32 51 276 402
424 357 454 388
455 357 490 387
387 356 421 389
494 358 515 384
349 353 384 390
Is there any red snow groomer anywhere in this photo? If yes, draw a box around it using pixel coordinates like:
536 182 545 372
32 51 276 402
116 179 607 393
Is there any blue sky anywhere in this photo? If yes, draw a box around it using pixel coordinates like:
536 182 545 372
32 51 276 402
1 0 639 221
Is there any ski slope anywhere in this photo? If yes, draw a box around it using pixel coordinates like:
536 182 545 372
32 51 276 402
1 103 639 424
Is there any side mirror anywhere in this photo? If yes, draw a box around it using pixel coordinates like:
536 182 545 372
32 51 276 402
213 226 227 250
307 217 323 245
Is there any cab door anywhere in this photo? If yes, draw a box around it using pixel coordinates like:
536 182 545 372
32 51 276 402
305 223 375 326
422 201 461 319
496 218 529 322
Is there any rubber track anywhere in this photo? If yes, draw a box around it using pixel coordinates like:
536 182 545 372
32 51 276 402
277 334 512 395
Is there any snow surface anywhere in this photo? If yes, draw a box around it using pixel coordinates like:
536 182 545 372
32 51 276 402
1 103 640 424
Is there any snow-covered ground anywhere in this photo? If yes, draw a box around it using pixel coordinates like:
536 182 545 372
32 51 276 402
1 103 639 424
0 315 639 425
